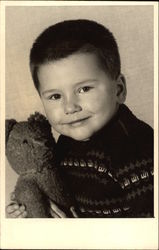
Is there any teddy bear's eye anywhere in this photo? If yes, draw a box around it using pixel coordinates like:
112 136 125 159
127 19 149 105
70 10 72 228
23 139 28 144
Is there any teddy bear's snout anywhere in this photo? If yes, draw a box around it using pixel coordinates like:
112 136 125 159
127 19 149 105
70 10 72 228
23 139 28 144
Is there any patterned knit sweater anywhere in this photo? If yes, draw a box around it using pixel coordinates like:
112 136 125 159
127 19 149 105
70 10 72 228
55 104 153 218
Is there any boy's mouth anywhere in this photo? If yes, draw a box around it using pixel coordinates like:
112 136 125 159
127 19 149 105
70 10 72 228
63 116 91 126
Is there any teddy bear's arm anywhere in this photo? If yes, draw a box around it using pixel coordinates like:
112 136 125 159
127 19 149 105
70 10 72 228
14 176 51 218
36 168 74 209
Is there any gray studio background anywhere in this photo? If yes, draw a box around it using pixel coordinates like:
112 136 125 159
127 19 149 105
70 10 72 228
5 5 154 206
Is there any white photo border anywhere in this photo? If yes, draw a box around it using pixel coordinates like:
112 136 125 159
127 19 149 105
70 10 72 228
0 1 158 249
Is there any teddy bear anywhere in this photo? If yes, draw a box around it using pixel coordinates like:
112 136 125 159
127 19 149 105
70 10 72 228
5 112 74 218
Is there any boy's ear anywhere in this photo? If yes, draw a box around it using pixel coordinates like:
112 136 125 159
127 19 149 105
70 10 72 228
116 74 127 104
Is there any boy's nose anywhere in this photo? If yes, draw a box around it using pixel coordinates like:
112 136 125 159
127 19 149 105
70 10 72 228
64 96 82 114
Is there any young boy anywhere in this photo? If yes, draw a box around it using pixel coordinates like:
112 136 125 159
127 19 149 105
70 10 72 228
6 19 153 218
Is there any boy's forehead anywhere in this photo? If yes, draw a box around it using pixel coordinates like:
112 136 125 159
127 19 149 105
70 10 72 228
38 52 113 92
38 52 106 78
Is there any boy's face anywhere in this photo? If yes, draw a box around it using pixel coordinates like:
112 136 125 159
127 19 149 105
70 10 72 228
38 52 125 141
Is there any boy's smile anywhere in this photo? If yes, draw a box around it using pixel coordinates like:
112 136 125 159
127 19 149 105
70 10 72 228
38 53 125 141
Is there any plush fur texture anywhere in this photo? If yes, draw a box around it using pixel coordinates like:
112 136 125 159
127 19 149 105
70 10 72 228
6 112 73 218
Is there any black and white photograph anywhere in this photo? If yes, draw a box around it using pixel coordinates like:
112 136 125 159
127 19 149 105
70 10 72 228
0 1 158 249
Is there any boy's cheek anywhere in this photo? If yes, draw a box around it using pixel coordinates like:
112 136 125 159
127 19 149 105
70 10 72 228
41 109 61 127
47 114 62 126
41 102 63 123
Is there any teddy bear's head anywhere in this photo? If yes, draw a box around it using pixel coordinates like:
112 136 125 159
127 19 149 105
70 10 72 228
6 112 56 175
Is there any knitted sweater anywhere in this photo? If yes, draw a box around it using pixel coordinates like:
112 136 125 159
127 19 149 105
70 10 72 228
55 104 154 218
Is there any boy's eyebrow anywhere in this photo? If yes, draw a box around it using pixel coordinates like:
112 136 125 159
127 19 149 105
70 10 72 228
42 89 60 95
41 79 98 95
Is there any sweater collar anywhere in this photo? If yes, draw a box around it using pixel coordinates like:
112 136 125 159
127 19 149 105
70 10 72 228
89 104 135 142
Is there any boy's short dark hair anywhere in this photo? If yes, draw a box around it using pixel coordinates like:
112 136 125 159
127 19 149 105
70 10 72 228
30 19 121 91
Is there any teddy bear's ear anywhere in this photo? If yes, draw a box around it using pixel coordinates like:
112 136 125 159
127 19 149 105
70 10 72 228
28 112 51 135
5 119 17 144
28 112 48 124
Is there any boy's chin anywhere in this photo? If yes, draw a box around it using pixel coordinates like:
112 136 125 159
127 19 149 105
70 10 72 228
55 126 95 141
71 136 90 142
67 131 92 141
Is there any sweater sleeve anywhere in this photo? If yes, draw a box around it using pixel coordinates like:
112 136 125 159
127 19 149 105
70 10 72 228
124 120 154 217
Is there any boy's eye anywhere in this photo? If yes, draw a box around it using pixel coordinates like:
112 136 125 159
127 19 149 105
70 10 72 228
78 86 93 93
49 93 61 100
